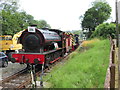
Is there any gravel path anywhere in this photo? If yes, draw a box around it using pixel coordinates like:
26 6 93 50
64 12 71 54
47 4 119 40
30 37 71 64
0 62 27 81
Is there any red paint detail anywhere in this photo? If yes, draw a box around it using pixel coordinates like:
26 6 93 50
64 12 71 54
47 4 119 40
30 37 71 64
45 40 61 42
50 57 61 63
68 38 70 46
12 53 45 64
72 45 75 51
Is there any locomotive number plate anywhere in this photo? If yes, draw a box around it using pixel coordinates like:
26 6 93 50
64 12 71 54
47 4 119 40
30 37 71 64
28 26 36 32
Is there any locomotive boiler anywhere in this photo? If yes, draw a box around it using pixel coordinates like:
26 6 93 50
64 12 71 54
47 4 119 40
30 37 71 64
19 26 61 53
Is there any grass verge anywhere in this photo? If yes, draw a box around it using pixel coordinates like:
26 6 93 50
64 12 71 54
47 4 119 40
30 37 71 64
41 39 110 88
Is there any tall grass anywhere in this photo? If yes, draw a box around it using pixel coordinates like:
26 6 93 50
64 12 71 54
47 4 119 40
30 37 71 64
42 39 110 88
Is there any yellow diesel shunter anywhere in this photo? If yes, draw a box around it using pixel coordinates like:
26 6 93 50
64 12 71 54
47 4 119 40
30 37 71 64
0 31 23 58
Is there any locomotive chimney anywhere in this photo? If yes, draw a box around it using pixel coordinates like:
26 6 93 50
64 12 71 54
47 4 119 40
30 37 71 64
30 24 37 27
28 24 37 33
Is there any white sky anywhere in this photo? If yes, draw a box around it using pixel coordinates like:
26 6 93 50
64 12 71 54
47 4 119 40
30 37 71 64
19 0 116 31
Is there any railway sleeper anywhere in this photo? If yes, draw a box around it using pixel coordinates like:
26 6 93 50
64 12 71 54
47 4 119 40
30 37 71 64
10 79 25 83
3 83 20 88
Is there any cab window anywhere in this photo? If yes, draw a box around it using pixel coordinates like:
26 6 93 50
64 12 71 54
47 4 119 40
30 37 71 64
2 37 5 40
5 37 12 40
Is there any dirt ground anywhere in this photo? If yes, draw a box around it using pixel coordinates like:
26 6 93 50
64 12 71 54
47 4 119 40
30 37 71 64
0 62 27 80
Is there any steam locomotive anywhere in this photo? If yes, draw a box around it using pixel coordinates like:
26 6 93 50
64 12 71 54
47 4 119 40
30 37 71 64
11 25 79 66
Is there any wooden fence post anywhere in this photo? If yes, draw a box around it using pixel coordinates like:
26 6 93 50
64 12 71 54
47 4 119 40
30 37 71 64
113 44 115 50
110 64 115 89
112 50 115 64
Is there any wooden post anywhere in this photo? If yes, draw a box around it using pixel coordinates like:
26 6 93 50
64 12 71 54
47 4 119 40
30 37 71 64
118 45 120 89
110 64 115 89
113 44 115 50
112 50 115 64
116 0 119 47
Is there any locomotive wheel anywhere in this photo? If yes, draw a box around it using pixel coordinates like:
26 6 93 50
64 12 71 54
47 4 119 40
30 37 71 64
45 49 62 65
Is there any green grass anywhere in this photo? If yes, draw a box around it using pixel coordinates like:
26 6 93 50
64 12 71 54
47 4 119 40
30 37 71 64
42 39 110 88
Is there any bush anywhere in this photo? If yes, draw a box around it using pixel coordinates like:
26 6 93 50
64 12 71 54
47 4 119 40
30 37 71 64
91 23 116 39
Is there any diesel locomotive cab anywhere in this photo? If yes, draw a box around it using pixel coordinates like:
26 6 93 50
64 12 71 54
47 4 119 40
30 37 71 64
19 26 61 53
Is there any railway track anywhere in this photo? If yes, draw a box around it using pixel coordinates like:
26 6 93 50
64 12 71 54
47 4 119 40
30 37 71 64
0 68 30 88
0 65 55 88
0 53 70 89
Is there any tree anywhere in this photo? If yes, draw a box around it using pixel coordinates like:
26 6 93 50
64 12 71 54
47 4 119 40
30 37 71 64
80 0 112 38
1 1 51 35
33 20 51 29
91 23 116 39
1 1 24 35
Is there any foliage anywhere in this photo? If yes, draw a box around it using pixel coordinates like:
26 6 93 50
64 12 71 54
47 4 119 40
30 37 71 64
91 23 116 39
42 39 110 88
119 24 120 33
72 30 81 35
80 0 112 38
33 20 51 29
72 30 84 39
1 1 51 35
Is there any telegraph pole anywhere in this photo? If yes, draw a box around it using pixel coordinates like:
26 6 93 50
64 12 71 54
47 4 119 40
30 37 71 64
116 0 120 89
116 0 119 47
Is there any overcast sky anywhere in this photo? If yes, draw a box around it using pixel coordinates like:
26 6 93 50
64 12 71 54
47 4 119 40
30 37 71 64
19 0 116 31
